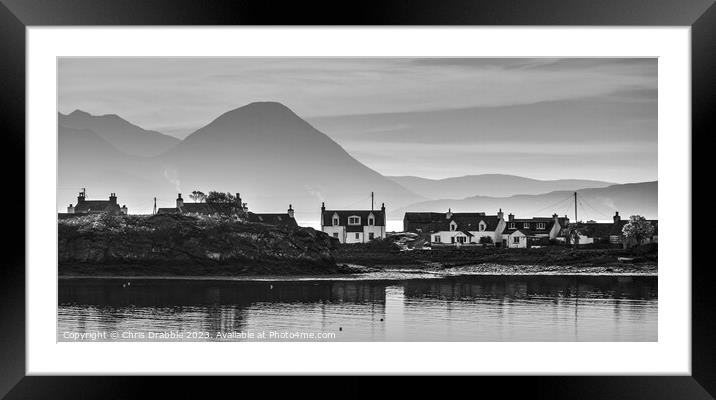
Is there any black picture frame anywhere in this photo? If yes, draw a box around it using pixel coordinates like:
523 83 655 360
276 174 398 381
1 0 712 397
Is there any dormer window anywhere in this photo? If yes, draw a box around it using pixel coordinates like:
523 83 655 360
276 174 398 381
368 216 374 226
333 217 339 226
509 223 515 229
449 221 457 231
478 220 486 231
348 216 361 225
523 222 530 229
536 222 546 230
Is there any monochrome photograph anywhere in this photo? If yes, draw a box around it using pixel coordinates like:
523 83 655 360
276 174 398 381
57 57 658 342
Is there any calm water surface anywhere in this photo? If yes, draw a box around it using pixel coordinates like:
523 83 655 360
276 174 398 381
58 273 657 342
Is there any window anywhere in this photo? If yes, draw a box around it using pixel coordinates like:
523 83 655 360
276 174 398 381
523 222 530 229
450 222 457 231
333 233 339 238
451 237 456 243
333 218 339 226
348 216 361 225
509 223 515 229
368 217 374 226
513 237 520 244
536 222 546 230
369 232 374 240
434 236 441 243
355 232 360 239
457 236 466 244
479 221 486 231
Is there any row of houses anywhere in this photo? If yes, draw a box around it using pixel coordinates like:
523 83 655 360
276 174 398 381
60 190 657 248
402 209 570 248
60 190 298 228
156 193 298 227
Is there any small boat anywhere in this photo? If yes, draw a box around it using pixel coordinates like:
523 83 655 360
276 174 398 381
617 257 635 263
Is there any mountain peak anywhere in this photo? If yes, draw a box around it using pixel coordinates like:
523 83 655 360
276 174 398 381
68 109 91 118
224 101 295 117
203 101 305 131
244 101 290 109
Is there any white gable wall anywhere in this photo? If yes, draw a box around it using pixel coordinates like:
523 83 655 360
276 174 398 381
322 225 345 243
507 231 528 248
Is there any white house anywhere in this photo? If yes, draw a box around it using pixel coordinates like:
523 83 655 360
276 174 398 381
321 202 387 244
428 209 507 246
501 213 570 248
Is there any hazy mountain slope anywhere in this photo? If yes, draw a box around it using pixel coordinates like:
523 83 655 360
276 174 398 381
59 110 180 157
388 174 615 199
390 181 657 221
58 124 174 213
158 102 421 218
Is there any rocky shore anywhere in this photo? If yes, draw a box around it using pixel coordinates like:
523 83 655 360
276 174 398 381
58 213 344 276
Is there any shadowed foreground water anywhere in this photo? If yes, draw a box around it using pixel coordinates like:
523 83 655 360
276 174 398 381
58 274 657 342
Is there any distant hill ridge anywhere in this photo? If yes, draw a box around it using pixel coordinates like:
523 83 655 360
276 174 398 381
388 174 615 199
59 110 180 157
390 181 657 222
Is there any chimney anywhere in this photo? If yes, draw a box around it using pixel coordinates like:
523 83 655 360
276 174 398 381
508 213 514 222
321 202 325 212
497 208 504 220
109 192 117 204
121 205 128 215
381 203 386 226
67 204 75 214
321 202 326 226
613 211 621 224
287 204 295 218
236 193 242 206
446 208 453 219
176 193 184 208
77 188 86 204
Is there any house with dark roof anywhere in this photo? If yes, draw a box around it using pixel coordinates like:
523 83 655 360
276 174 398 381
571 212 657 247
157 193 246 216
502 213 570 248
246 206 298 228
421 209 506 246
157 193 297 227
321 202 386 243
64 189 127 216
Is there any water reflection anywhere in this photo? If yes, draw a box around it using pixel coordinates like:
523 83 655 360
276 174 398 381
58 275 657 342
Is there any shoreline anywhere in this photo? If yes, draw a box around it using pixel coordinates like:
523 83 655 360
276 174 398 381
58 271 658 282
58 262 657 280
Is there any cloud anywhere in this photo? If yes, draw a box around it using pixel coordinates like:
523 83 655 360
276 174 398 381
59 57 657 134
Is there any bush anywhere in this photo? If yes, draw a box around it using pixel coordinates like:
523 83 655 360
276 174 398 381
478 236 493 245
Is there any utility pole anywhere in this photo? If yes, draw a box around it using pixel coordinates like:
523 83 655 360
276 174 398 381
574 192 578 223
153 197 157 215
371 192 374 211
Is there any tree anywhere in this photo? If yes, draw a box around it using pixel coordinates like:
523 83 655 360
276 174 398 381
565 225 582 247
479 236 493 245
205 191 241 216
622 215 655 247
189 190 206 203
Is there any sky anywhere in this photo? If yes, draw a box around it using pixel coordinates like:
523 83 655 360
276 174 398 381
58 57 657 183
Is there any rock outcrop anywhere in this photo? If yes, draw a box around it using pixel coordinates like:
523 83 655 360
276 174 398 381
58 213 340 275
